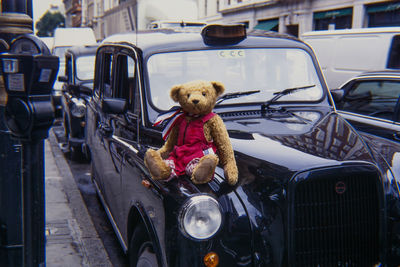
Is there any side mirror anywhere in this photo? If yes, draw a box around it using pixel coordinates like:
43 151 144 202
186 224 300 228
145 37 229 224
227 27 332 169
102 98 127 114
68 84 80 95
330 89 344 103
58 75 68 83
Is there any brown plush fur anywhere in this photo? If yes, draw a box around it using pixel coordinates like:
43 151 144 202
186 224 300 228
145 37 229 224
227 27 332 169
144 80 238 185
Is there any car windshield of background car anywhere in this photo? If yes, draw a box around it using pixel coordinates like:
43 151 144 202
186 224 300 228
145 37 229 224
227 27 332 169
147 48 324 111
342 80 400 120
76 55 96 81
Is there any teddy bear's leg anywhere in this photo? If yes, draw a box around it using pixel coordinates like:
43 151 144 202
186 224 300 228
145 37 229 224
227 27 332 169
191 154 219 184
144 149 171 180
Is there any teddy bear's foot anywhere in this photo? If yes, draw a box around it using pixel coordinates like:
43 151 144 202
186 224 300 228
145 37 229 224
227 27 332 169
191 155 219 184
144 149 171 180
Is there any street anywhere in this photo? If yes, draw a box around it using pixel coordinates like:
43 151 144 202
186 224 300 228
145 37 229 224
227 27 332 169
52 125 128 267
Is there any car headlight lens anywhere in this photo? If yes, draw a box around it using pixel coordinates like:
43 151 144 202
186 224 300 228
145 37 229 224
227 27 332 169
71 103 86 117
179 195 222 240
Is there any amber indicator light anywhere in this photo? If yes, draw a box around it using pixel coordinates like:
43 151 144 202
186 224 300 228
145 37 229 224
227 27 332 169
204 252 219 267
141 179 152 188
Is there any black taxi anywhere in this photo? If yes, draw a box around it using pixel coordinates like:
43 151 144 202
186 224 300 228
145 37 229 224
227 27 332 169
58 44 98 160
86 25 400 266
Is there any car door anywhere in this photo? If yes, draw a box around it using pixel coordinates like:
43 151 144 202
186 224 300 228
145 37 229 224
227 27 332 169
337 78 400 142
109 47 166 255
101 47 139 230
87 46 118 206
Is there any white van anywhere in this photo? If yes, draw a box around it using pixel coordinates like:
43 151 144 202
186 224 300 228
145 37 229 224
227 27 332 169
301 27 400 89
52 27 97 117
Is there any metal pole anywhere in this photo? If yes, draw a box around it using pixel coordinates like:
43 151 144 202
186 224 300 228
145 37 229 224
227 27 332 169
22 140 45 267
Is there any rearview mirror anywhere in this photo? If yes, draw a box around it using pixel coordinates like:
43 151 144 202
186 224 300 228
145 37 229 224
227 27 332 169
102 98 127 114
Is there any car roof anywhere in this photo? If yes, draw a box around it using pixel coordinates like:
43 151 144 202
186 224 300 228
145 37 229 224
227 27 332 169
100 28 306 55
357 69 400 78
66 44 99 57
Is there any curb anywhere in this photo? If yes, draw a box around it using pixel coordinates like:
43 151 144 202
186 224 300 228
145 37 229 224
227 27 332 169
48 129 113 267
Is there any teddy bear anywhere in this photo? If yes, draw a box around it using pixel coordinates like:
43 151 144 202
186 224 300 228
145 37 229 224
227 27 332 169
144 80 238 185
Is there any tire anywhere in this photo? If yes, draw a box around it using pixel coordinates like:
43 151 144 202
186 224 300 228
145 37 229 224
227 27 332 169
82 144 92 163
70 145 84 162
129 224 158 267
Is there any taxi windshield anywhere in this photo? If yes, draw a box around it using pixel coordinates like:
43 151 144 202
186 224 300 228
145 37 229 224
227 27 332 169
147 48 324 111
76 55 95 81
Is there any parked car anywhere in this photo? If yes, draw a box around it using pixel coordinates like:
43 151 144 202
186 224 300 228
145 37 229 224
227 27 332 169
86 24 400 266
52 27 97 118
332 70 400 143
58 44 98 160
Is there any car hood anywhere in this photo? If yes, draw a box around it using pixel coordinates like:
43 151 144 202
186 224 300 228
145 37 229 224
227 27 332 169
224 107 376 181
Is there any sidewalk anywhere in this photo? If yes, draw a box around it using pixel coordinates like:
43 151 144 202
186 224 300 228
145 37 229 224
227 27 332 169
45 129 112 267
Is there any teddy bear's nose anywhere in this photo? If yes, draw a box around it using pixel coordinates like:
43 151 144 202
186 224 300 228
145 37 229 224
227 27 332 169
192 99 199 105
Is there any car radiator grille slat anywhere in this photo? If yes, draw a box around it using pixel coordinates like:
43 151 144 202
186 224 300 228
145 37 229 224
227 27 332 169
292 173 380 266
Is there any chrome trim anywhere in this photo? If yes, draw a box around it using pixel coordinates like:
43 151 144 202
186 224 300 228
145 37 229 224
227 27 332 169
93 179 128 253
338 110 398 126
112 135 138 154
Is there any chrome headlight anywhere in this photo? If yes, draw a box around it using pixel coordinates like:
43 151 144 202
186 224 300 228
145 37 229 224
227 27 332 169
70 99 86 118
179 195 222 240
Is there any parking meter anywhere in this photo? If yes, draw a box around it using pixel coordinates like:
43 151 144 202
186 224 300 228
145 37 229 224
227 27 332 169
0 34 58 267
0 34 58 140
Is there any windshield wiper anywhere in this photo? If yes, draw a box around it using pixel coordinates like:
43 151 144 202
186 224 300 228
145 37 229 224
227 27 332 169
216 90 260 105
261 84 316 112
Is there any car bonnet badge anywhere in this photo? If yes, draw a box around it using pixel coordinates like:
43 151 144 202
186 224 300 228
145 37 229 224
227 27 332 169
335 181 346 194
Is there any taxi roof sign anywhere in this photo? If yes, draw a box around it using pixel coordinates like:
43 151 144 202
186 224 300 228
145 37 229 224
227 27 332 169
201 24 246 46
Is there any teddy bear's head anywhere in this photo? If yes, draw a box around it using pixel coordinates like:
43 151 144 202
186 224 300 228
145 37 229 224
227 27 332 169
170 80 225 115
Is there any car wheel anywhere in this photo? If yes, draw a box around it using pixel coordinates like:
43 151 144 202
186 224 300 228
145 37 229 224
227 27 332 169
129 224 158 267
63 112 70 139
82 144 92 162
70 145 84 162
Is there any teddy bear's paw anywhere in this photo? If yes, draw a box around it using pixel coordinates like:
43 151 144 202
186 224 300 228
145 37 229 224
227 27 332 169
191 155 218 184
224 165 239 185
144 149 171 180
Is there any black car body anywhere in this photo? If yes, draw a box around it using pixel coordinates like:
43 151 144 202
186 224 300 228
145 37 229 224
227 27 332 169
58 45 97 160
86 25 400 266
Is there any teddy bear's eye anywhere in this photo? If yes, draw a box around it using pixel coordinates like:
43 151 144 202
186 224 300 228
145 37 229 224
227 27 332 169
202 92 206 96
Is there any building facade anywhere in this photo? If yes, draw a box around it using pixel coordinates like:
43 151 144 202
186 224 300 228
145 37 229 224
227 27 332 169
79 0 400 40
63 0 83 27
81 0 198 40
198 0 400 37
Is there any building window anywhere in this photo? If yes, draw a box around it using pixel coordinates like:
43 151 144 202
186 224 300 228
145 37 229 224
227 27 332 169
254 18 279 32
366 2 400 27
313 8 353 31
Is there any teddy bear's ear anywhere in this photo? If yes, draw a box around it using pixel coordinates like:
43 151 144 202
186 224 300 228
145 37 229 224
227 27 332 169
170 85 181 102
211 81 225 96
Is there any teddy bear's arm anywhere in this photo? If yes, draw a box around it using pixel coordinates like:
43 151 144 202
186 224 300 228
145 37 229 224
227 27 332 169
207 115 238 185
157 124 179 159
